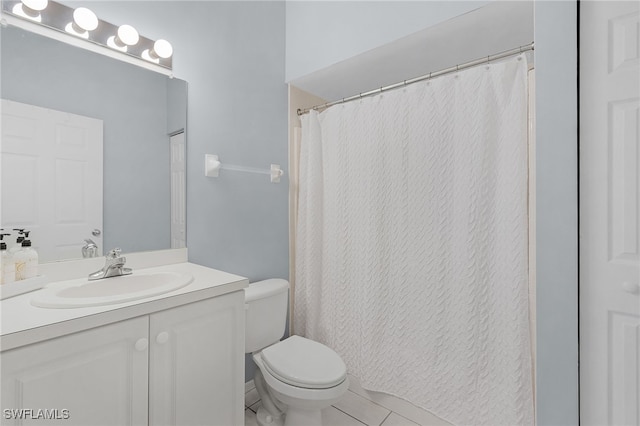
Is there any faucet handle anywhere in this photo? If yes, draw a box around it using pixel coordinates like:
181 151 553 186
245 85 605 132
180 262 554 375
107 248 122 258
82 239 98 258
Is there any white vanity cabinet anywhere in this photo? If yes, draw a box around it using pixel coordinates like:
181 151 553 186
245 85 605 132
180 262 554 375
1 317 150 426
1 291 245 426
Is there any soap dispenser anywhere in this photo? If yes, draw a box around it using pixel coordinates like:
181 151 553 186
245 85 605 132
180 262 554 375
9 229 25 255
14 231 38 281
0 233 16 285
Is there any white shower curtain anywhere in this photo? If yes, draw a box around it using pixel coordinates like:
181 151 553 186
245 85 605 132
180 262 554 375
294 54 533 426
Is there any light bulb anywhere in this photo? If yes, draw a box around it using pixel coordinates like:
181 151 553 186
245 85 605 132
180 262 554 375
117 25 139 46
12 0 48 22
22 0 48 11
153 39 173 59
142 39 173 63
73 7 98 31
65 7 98 39
107 25 139 52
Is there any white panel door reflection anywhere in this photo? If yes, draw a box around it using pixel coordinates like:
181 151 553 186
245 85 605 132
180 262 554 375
169 132 186 249
1 99 103 263
580 2 640 425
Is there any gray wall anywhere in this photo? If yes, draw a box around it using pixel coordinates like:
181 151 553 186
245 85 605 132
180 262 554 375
1 26 171 254
534 1 579 424
64 1 288 381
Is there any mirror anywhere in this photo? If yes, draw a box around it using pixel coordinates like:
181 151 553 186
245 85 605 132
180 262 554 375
0 25 187 263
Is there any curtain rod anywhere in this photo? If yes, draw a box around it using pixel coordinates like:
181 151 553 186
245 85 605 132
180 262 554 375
297 42 534 116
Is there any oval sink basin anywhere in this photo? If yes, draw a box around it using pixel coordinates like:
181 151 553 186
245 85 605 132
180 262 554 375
31 272 194 308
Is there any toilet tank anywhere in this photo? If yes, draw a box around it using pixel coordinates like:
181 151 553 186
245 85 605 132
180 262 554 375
244 279 289 353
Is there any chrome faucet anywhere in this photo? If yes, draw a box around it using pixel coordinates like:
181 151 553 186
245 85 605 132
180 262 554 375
88 248 133 280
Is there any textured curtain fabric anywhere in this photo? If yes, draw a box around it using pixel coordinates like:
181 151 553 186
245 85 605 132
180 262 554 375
294 55 533 425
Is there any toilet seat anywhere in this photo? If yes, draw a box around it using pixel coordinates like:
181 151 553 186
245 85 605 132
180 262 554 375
260 335 347 389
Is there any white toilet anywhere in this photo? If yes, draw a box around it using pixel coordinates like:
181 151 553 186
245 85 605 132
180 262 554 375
245 279 349 426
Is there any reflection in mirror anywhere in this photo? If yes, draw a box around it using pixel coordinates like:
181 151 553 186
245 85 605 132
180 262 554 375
1 25 187 263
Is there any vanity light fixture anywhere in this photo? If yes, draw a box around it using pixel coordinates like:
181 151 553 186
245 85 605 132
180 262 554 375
65 7 98 39
11 0 48 22
142 39 173 62
2 0 173 72
107 24 139 52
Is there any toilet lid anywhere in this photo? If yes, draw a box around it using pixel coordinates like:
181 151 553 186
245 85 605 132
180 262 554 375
261 335 347 389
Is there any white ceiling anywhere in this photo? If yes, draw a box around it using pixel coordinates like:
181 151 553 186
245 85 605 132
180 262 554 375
289 1 534 102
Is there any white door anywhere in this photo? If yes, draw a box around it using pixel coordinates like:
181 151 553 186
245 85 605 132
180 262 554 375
1 317 149 426
580 2 640 425
1 100 103 262
170 132 186 249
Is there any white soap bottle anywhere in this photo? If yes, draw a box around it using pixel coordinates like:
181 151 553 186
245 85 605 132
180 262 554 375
9 229 25 255
14 232 38 281
0 233 16 285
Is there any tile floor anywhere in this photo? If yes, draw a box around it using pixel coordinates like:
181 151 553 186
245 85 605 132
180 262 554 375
244 376 451 426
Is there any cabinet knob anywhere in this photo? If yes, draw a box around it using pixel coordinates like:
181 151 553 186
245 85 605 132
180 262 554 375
135 338 148 351
156 331 170 344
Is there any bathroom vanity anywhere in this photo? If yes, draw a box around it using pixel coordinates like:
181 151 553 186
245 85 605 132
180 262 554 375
0 249 247 426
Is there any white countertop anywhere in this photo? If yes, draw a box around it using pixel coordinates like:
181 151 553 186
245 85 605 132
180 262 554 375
0 257 248 351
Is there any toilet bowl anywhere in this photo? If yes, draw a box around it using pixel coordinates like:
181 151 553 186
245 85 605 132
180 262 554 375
244 279 349 426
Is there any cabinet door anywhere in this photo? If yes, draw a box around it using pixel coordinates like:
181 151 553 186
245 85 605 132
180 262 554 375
1 317 149 426
149 291 245 426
